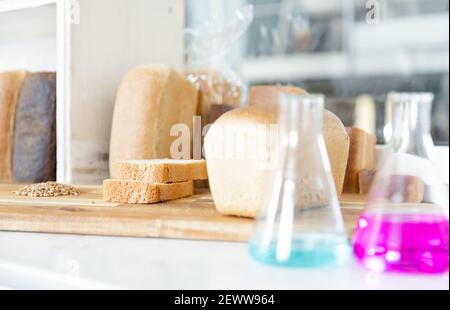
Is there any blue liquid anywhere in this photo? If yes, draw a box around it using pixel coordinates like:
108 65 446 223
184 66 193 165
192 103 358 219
249 234 350 268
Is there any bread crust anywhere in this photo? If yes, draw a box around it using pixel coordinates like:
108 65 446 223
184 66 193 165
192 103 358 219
249 85 308 106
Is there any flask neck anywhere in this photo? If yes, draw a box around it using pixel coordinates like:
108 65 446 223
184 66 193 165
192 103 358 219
386 93 434 157
279 94 324 150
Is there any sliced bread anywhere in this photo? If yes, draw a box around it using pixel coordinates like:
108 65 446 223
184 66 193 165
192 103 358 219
103 179 194 204
116 159 207 183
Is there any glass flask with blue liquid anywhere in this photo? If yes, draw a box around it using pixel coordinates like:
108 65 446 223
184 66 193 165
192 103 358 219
248 94 350 268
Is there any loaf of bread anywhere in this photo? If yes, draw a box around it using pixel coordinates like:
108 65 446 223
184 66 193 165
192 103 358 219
103 179 194 204
12 72 57 183
343 127 377 193
204 105 350 218
116 159 207 183
0 71 28 182
389 175 425 203
249 85 308 106
109 65 198 178
184 69 241 121
359 170 425 203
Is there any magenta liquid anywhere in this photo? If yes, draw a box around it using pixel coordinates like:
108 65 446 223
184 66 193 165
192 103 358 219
353 212 449 274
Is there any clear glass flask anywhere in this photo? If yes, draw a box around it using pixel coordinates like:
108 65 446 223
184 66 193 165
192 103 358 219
353 92 449 274
248 94 350 268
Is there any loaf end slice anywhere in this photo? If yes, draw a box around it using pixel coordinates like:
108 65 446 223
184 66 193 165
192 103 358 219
103 179 194 204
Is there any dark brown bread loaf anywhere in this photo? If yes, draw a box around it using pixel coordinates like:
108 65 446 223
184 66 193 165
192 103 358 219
0 71 28 182
12 72 57 183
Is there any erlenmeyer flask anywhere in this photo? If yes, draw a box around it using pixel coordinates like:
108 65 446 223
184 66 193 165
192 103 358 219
248 94 350 267
353 92 449 274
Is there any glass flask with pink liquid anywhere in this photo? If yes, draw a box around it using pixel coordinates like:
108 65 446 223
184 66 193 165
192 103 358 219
353 92 449 274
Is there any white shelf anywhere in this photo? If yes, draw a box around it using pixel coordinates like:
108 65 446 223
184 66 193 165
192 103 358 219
0 0 55 13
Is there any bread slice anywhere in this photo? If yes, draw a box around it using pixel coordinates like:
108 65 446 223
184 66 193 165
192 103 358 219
109 65 198 178
0 71 28 182
116 159 207 183
103 179 194 204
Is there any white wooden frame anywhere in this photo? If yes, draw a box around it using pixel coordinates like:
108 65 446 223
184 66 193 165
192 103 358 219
56 0 186 184
56 0 71 183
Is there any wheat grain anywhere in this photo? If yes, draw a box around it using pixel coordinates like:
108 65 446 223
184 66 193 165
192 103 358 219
13 182 80 198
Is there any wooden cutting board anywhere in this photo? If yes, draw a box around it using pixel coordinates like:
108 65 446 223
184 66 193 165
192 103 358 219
0 184 365 242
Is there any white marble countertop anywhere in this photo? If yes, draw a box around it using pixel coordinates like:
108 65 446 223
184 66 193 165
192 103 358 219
0 231 448 290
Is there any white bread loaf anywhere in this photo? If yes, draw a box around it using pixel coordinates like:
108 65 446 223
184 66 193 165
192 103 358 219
116 159 207 183
204 105 350 218
0 71 28 182
109 65 198 178
103 179 194 204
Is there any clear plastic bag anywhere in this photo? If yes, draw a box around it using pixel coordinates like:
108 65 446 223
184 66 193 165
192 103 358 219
184 5 254 123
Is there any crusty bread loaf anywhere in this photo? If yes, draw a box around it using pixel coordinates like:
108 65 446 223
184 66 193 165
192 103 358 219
103 179 194 204
388 175 425 204
343 127 377 193
12 72 57 183
359 170 425 203
249 85 308 106
184 69 241 120
0 71 28 182
116 159 207 183
109 65 198 178
204 105 350 218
